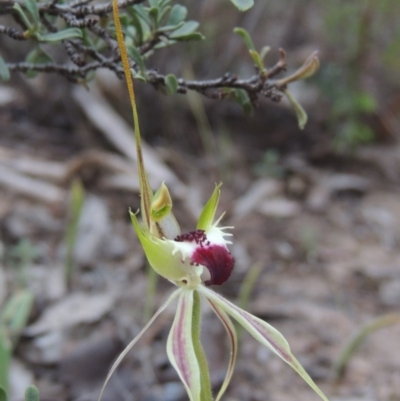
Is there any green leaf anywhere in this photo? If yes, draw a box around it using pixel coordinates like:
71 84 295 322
229 0 254 11
126 45 146 75
164 73 178 94
157 5 171 24
168 4 187 26
1 290 34 341
170 20 200 39
25 47 53 78
24 386 40 401
132 4 152 26
0 386 8 401
233 88 253 116
173 32 204 41
131 68 147 82
148 6 159 27
22 0 39 28
233 27 255 50
126 8 144 44
0 54 10 82
157 21 184 33
0 331 11 395
38 28 83 43
249 50 264 71
259 46 271 61
12 4 32 31
284 89 308 130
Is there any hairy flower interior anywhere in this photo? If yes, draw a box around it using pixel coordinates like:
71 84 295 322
175 229 234 286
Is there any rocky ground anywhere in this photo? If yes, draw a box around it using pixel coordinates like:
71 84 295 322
1 69 400 401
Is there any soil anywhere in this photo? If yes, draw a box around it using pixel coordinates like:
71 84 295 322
1 72 400 401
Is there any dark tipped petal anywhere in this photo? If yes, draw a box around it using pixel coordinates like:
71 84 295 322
191 245 234 286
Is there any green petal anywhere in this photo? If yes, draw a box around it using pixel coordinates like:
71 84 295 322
98 289 181 401
167 289 201 401
198 286 329 401
196 183 222 231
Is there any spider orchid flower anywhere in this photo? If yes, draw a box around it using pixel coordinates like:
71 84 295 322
100 1 330 400
100 184 329 401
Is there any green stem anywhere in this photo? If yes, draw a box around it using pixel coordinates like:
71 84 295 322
192 290 213 401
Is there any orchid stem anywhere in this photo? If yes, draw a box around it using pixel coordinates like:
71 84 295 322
192 291 213 401
111 0 153 228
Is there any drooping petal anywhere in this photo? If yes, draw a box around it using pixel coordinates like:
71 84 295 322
98 289 181 401
197 184 222 231
167 289 201 401
198 286 329 401
205 297 238 401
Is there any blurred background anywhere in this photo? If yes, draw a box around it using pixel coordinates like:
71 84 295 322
1 0 400 400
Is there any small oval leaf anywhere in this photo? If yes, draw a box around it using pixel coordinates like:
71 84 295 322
24 385 40 401
168 4 187 26
38 28 83 43
284 89 308 130
164 73 178 94
22 0 39 28
230 0 254 11
233 27 255 51
170 20 199 39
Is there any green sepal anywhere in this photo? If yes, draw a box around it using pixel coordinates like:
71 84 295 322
196 184 222 231
129 210 198 285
